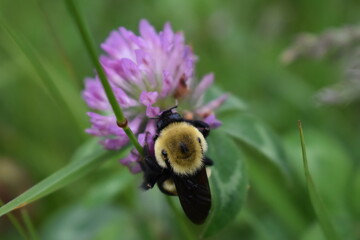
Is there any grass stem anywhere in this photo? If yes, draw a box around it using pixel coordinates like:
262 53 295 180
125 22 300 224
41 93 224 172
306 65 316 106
298 120 340 240
0 198 29 240
64 0 143 156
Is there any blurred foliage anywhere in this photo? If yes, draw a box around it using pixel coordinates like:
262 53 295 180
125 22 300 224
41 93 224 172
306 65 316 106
1 0 360 239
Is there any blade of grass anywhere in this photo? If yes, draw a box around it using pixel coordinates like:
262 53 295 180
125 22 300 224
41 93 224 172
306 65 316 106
298 120 340 240
64 0 143 156
0 140 129 217
20 209 39 240
0 198 29 240
0 18 85 139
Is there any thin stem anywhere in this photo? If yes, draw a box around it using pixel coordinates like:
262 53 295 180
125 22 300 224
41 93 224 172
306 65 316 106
0 198 29 240
298 120 340 240
298 121 309 177
64 0 143 156
20 209 39 240
165 196 197 240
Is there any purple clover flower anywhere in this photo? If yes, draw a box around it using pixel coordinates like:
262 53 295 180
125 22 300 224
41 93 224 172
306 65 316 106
83 20 227 173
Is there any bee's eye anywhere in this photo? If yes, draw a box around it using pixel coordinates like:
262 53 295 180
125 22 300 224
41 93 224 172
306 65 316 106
197 137 201 143
162 150 168 157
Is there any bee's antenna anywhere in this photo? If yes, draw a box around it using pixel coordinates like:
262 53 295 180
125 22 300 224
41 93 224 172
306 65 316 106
165 104 178 112
169 105 178 111
148 117 159 120
160 102 179 116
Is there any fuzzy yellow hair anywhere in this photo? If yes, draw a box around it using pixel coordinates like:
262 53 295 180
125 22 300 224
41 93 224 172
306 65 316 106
162 179 177 195
154 122 207 175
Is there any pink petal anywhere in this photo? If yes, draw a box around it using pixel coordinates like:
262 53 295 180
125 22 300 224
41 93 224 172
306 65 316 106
85 128 102 136
130 164 142 174
197 94 228 115
120 151 140 165
101 137 128 150
146 106 161 117
137 127 155 148
139 91 159 105
193 73 214 99
160 71 174 97
144 121 157 135
203 114 222 128
140 122 157 155
139 19 160 46
119 150 143 174
87 112 116 136
101 59 134 94
135 49 152 67
116 58 140 82
101 30 126 59
137 133 147 146
113 87 138 108
128 116 144 134
161 22 174 52
82 78 109 110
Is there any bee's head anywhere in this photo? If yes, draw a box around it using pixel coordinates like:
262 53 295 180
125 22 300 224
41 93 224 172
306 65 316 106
154 122 208 175
156 105 183 131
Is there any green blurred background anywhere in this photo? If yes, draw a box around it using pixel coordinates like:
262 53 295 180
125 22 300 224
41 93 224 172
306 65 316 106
1 0 360 239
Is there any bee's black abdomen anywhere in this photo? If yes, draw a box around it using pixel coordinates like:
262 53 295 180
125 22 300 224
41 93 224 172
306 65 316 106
172 167 211 224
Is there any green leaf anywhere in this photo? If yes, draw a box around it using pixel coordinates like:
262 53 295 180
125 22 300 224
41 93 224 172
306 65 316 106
301 223 326 240
352 168 360 217
218 111 288 175
40 204 140 240
206 87 248 113
0 139 129 218
203 130 248 237
84 169 135 206
298 121 340 240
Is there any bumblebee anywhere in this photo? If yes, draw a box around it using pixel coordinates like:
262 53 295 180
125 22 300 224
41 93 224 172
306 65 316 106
140 106 213 224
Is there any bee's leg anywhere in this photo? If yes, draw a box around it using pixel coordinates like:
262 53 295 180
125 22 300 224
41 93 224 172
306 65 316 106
203 157 213 166
140 155 163 190
140 133 163 190
186 120 210 138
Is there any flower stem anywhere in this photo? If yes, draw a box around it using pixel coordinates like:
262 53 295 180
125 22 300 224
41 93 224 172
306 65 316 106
64 0 143 156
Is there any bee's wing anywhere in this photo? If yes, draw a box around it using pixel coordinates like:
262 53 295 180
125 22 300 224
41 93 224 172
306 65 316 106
172 167 211 224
